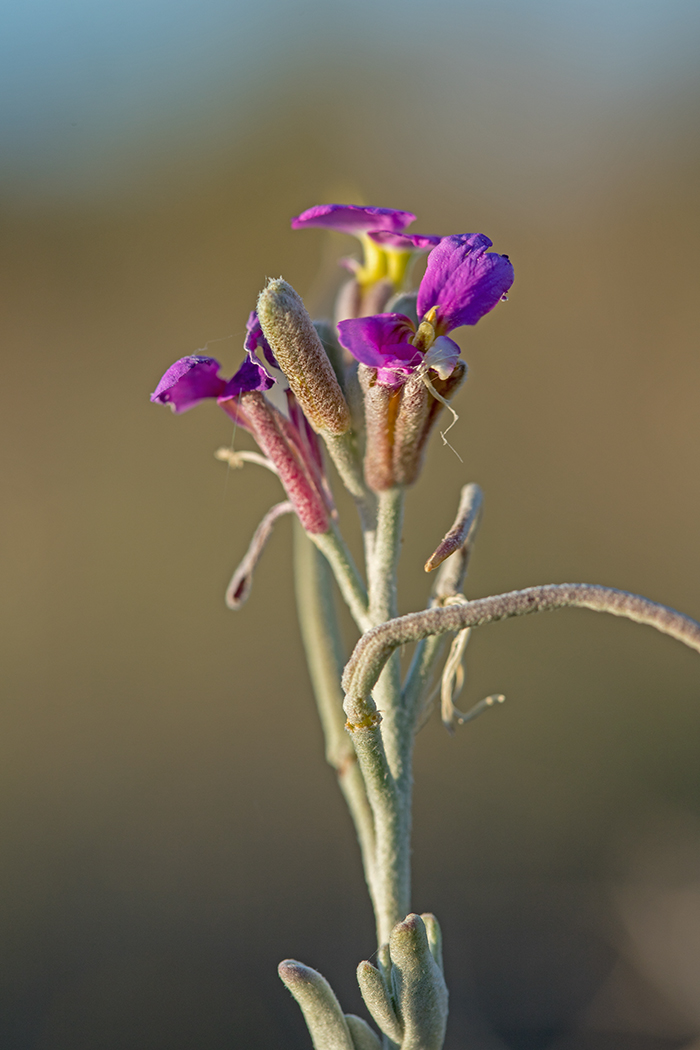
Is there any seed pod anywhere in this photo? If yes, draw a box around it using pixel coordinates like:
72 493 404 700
257 278 351 435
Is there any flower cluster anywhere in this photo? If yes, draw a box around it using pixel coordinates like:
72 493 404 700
151 202 513 517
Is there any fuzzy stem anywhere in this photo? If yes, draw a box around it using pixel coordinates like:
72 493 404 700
359 486 412 942
311 526 371 633
323 429 378 563
293 522 378 915
344 583 700 703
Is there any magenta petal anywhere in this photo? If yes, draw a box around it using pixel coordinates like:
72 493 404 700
367 231 441 251
291 204 416 236
150 355 226 412
417 233 514 331
219 354 275 401
337 313 422 377
245 310 279 370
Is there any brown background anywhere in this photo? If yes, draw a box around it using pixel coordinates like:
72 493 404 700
1 8 700 1048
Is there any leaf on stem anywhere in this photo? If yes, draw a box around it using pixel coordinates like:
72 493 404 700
278 960 355 1050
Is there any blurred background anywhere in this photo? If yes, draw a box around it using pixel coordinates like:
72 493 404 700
1 0 700 1046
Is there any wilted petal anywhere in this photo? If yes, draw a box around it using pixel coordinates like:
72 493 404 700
422 335 461 380
219 354 275 401
417 233 514 332
245 310 278 370
337 313 421 384
367 231 441 251
150 355 226 412
291 203 416 236
225 500 294 610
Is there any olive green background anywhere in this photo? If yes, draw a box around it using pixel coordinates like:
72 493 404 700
1 8 700 1048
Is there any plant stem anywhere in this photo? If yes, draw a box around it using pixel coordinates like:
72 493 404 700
293 523 378 915
361 486 412 942
323 430 378 562
344 583 700 703
311 525 371 633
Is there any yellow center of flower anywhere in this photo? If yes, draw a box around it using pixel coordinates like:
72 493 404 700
411 306 439 353
356 235 388 288
356 238 419 293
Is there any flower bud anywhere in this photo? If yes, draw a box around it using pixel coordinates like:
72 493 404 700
358 365 400 492
392 361 467 487
389 914 448 1050
257 278 351 435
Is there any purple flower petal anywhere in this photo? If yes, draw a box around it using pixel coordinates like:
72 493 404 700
219 354 275 401
150 355 226 412
417 234 514 332
245 310 279 370
337 313 422 384
291 204 416 236
367 231 441 251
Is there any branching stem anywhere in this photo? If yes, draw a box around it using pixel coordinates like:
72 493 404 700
344 583 700 704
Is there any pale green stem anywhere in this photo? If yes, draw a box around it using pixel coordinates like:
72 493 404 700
323 430 378 567
359 486 412 942
311 526 371 633
344 583 700 703
368 487 403 626
344 715 405 946
293 523 378 917
401 633 449 731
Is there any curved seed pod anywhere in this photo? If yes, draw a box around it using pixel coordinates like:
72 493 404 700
278 960 355 1050
356 960 404 1045
225 500 294 609
389 914 449 1050
425 483 483 576
345 1014 382 1050
258 278 351 435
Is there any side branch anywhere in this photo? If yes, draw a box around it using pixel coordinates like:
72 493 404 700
343 584 700 702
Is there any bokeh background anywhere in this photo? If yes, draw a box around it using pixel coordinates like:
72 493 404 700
2 1 700 1047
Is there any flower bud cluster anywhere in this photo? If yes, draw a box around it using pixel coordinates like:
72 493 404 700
150 202 513 524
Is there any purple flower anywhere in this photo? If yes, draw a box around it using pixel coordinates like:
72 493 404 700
150 355 226 412
151 345 332 534
417 234 513 333
244 310 278 370
292 203 442 305
291 204 416 236
335 314 421 386
220 353 275 400
150 349 274 415
367 230 441 251
337 233 513 385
